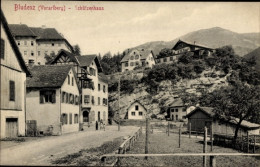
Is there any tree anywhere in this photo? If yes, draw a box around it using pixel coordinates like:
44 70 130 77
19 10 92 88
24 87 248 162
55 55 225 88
44 52 56 64
158 48 173 58
73 44 81 55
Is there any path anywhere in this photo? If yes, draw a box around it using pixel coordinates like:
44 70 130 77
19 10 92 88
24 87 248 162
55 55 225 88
0 125 139 166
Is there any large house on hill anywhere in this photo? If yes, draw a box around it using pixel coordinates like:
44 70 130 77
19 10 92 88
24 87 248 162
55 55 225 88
9 24 73 65
120 49 156 72
156 39 215 64
1 10 31 138
26 65 80 135
50 50 108 126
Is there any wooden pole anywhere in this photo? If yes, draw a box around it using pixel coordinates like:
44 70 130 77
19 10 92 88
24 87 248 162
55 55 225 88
211 123 213 152
203 127 207 167
179 127 181 148
247 131 249 153
118 76 120 131
189 122 191 138
209 156 216 167
168 121 170 136
145 118 149 160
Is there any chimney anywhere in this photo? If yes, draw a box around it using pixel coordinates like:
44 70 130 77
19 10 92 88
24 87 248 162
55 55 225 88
194 41 196 45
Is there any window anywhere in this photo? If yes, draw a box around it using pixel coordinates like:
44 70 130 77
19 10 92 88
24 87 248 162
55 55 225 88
72 77 74 86
175 109 178 112
66 93 69 103
31 51 34 56
98 97 100 105
176 115 178 120
170 57 173 61
182 108 186 112
130 56 134 60
69 113 72 124
91 96 95 104
83 81 94 90
131 112 135 116
135 105 139 111
1 38 4 59
103 85 106 93
62 91 66 103
103 98 107 105
135 55 139 59
142 61 145 66
90 68 96 76
24 41 27 45
61 113 68 125
130 62 134 66
68 75 70 85
74 114 79 123
38 51 40 56
24 51 27 56
69 94 74 104
31 41 34 46
52 43 54 46
98 84 101 91
75 95 79 105
84 95 90 104
17 41 20 46
139 112 143 116
163 57 167 62
40 90 56 104
136 62 139 66
125 62 128 67
9 81 15 101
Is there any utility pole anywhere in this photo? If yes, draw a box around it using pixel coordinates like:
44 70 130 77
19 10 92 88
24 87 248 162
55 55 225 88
118 75 120 131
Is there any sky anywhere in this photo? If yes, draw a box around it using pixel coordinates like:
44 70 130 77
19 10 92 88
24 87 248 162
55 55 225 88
2 1 260 55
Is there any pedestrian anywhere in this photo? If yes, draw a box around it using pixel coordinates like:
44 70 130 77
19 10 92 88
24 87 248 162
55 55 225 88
96 121 98 130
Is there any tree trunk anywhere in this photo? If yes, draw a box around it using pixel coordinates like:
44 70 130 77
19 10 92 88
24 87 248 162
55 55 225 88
233 119 243 146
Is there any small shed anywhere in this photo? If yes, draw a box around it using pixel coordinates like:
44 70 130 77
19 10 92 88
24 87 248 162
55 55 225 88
125 100 147 120
186 107 260 136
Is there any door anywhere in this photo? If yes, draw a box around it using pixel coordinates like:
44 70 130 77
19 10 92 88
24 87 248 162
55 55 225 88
83 111 89 122
6 118 18 138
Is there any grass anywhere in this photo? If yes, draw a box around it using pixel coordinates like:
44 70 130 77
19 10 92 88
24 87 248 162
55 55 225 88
117 130 260 167
51 137 123 166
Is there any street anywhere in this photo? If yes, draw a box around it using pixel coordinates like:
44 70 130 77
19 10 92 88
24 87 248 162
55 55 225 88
0 125 139 166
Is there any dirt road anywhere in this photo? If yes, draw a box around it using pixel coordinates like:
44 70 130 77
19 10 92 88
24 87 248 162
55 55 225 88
0 125 139 166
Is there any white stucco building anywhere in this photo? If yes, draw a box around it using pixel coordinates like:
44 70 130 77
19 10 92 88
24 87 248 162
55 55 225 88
125 100 147 120
0 10 31 138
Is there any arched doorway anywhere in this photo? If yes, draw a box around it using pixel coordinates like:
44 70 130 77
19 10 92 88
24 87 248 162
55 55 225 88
83 111 89 123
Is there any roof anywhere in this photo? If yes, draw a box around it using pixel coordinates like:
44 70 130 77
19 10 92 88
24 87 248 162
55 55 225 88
1 10 31 76
120 49 154 63
186 106 260 129
50 49 80 65
127 100 147 111
9 24 74 52
75 55 103 73
172 39 214 51
168 98 184 107
9 24 36 37
26 65 73 88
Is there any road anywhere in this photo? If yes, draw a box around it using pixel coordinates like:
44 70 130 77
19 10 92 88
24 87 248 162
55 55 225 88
0 125 139 166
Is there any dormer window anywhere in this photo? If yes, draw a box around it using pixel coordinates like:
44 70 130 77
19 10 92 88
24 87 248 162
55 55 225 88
31 41 34 46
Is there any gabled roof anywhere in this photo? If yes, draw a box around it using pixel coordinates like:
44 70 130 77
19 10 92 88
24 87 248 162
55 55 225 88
127 100 147 111
50 49 79 65
9 24 37 37
30 27 64 40
168 98 184 107
26 65 73 88
1 10 31 76
120 49 154 63
186 106 260 129
75 55 103 73
172 39 214 51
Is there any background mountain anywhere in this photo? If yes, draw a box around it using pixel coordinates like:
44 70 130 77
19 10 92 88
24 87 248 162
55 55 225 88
244 47 260 71
124 27 260 57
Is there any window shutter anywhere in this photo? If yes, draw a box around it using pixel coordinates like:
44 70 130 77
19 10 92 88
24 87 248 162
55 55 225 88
40 94 44 104
9 81 15 101
52 91 56 103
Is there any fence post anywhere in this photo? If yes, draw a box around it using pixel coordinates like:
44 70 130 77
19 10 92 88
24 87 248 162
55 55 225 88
168 121 170 136
189 122 191 138
145 117 149 160
203 127 207 167
211 123 213 152
253 135 256 153
209 156 216 167
179 127 181 148
242 135 244 151
247 132 249 153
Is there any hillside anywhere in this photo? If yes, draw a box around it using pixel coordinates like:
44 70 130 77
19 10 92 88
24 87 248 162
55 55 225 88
244 47 260 71
125 27 260 57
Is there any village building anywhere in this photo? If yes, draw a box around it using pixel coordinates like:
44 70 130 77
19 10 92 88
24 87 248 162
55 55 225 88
26 65 80 135
9 24 73 65
186 106 260 136
50 50 108 126
120 49 156 72
156 39 215 64
0 10 31 138
163 98 187 121
125 100 147 120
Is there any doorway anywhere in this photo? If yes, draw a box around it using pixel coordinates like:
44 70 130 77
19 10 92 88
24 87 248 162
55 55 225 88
6 118 18 138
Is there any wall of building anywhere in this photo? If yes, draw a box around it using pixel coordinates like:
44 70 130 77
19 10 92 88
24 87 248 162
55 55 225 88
0 23 26 138
26 89 61 135
169 106 187 121
60 69 80 134
127 102 146 120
